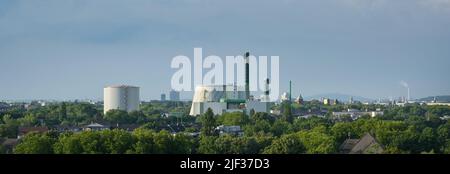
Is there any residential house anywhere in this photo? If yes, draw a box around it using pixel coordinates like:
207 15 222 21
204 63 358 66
339 133 384 154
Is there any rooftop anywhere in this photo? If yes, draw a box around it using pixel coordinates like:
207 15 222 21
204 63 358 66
105 85 139 88
85 123 107 128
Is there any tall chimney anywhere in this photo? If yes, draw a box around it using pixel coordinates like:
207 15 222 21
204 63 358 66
263 78 270 102
265 78 270 96
245 52 250 100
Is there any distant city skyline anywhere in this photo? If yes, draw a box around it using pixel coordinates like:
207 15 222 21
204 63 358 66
1 0 450 101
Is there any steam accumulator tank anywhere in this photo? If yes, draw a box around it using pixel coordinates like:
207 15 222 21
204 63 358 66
103 85 140 114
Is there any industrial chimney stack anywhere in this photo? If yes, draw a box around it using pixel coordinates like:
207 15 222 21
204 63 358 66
245 52 250 100
265 78 270 96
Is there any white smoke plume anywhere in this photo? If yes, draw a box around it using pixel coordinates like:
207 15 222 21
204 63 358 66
400 80 409 88
400 80 410 101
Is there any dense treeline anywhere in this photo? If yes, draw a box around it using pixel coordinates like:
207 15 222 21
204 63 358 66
0 102 192 138
1 102 450 154
10 116 450 154
13 129 194 154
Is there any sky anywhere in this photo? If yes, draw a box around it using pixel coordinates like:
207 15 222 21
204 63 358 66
0 0 449 101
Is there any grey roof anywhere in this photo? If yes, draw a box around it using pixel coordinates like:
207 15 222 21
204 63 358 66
340 139 360 153
349 133 383 154
85 123 106 128
340 133 384 154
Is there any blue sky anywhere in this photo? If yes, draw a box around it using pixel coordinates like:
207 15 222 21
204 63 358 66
0 0 449 101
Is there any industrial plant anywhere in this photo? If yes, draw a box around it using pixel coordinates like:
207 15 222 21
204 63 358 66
189 52 273 116
103 85 140 114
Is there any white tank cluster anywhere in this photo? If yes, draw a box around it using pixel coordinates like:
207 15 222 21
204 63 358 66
103 85 140 114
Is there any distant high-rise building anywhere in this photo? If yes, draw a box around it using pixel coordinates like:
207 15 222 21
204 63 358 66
323 98 338 105
333 99 339 105
104 85 140 114
161 93 166 101
170 90 180 101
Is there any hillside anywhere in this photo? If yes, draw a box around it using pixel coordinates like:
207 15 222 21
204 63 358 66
417 95 450 102
305 93 373 102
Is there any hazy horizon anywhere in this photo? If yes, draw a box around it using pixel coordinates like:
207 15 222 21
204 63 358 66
1 0 450 101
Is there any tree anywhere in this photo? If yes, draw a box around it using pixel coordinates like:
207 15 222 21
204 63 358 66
297 127 337 154
243 119 271 136
0 143 6 154
170 133 194 154
198 134 272 154
293 116 330 131
331 122 355 144
14 133 55 154
152 130 173 154
0 114 19 138
59 102 67 122
427 105 450 117
263 134 305 154
77 131 108 154
270 120 291 137
130 128 156 154
213 135 238 154
443 142 450 154
102 129 135 154
104 109 130 124
418 127 438 153
214 135 259 154
200 108 217 136
129 111 146 124
17 114 37 127
282 102 293 123
198 136 218 154
218 112 248 126
437 122 450 153
53 132 83 154
252 133 275 154
251 112 275 124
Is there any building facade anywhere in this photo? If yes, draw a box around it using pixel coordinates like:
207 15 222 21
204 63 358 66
189 85 271 116
170 90 180 101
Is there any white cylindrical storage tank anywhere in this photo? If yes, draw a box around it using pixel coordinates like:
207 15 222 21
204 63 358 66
104 85 140 114
125 86 140 112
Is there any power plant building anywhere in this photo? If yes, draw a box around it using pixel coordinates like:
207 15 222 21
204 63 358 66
103 85 140 114
189 52 272 116
189 84 271 116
